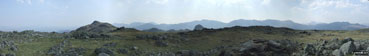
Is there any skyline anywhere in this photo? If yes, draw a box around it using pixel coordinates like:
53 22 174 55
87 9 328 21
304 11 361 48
0 0 369 31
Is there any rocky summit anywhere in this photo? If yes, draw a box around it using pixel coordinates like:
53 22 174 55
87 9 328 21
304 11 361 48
0 21 369 56
74 21 117 33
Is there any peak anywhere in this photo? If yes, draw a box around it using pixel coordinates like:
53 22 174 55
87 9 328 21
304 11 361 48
92 21 102 24
74 21 117 33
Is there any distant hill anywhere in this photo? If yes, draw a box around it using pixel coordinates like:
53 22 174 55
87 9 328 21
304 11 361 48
114 19 368 30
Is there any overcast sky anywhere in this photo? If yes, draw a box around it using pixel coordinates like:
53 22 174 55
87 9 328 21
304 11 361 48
0 0 369 31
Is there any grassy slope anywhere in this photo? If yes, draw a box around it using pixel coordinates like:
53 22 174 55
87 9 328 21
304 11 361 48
6 29 369 56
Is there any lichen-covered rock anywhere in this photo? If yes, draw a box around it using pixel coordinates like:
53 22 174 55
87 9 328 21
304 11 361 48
339 41 355 55
332 49 343 56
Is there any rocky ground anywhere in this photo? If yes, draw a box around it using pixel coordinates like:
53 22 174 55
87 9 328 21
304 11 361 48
0 21 369 56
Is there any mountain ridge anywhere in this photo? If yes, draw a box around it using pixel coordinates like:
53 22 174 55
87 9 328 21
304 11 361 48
114 19 368 30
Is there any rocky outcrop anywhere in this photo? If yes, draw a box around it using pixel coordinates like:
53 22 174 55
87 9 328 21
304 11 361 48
237 39 299 56
74 21 117 33
194 24 206 31
71 21 116 39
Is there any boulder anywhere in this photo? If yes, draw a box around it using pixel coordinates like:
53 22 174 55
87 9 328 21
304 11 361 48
332 49 343 56
130 46 138 50
341 37 353 44
339 41 356 55
176 50 201 56
117 48 128 54
238 39 298 56
303 44 316 55
9 46 17 51
219 50 233 56
94 48 114 56
98 53 110 56
5 53 15 56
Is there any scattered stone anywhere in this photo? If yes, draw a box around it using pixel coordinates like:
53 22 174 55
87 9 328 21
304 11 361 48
117 48 128 54
63 48 86 56
130 46 138 50
176 50 201 56
155 41 169 47
94 48 114 56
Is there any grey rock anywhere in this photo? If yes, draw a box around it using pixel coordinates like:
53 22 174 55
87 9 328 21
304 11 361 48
303 44 316 55
94 48 114 56
9 46 17 51
63 48 86 56
341 37 353 44
131 46 138 50
117 48 128 54
98 53 110 56
332 49 343 56
0 53 5 56
5 53 15 56
177 50 201 56
75 21 117 33
238 39 299 56
219 50 233 56
339 41 355 55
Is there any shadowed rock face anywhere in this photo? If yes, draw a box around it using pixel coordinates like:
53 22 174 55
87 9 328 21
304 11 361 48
75 21 117 33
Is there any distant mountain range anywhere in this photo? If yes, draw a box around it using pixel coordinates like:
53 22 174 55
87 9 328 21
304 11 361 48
114 19 368 30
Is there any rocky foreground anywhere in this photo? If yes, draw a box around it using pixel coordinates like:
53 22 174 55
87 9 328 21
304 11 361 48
0 21 369 56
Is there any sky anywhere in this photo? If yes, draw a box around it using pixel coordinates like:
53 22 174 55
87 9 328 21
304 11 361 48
0 0 369 31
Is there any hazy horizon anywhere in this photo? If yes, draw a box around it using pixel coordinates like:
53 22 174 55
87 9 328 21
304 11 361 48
1 0 369 31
